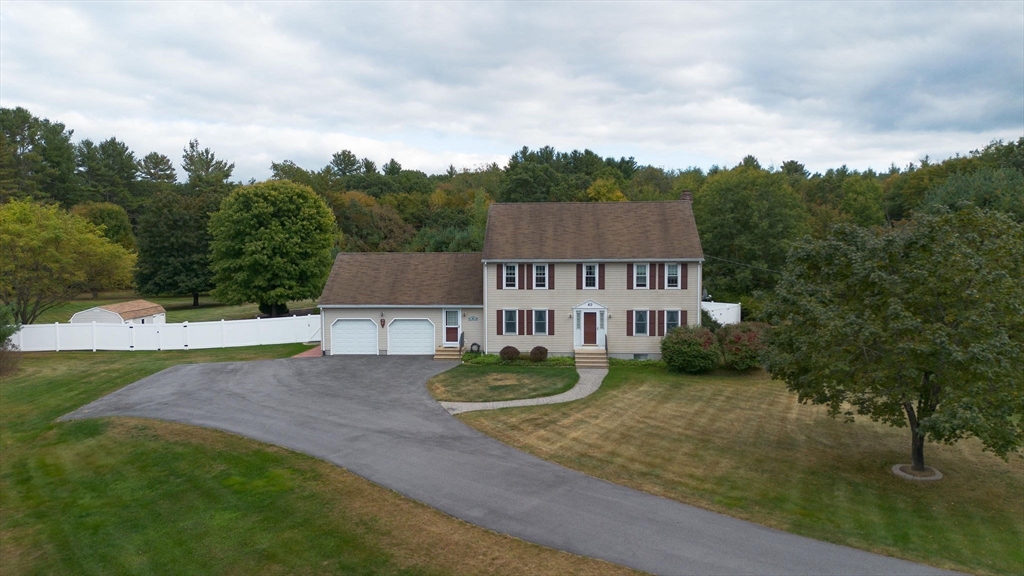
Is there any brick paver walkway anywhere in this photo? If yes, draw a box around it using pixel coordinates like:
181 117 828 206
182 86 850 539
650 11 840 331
439 368 608 415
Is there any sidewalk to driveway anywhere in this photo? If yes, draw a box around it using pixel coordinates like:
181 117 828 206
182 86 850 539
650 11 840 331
440 368 607 414
62 356 957 576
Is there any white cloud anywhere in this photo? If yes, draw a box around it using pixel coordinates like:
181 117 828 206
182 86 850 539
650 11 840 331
1 1 1020 180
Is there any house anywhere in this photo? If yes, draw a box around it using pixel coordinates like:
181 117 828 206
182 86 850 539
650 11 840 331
319 198 703 364
70 299 167 325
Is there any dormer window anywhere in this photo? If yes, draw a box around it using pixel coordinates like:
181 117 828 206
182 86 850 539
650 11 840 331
634 264 648 289
534 264 547 289
584 264 597 288
504 264 517 289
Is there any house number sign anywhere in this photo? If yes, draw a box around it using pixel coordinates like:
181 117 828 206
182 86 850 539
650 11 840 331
467 316 479 321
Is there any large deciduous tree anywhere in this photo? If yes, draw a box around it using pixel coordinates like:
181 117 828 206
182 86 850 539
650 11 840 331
0 200 135 323
135 190 222 306
71 202 136 252
764 207 1024 471
209 181 336 316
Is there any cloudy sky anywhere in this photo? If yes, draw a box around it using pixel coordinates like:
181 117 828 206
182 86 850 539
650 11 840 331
1 1 1021 181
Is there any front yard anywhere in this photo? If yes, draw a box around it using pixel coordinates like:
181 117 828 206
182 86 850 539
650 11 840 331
427 364 579 402
452 365 1024 576
0 348 632 575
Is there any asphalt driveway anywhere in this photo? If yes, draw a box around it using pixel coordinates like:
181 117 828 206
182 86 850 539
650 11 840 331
63 356 954 575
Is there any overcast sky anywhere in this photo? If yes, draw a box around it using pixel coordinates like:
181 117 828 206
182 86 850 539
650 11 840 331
1 1 1021 181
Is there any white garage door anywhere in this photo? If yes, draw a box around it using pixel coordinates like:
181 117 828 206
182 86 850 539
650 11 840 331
388 319 435 355
331 319 378 355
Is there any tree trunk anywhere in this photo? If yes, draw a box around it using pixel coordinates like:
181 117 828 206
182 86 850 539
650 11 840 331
192 292 199 307
903 401 927 471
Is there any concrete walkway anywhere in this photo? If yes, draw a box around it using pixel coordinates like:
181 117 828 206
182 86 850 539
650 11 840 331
61 356 956 576
440 368 607 414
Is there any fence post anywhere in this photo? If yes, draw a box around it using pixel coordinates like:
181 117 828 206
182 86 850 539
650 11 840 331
256 316 261 346
221 319 226 347
92 321 97 352
54 322 60 352
183 321 189 350
129 323 135 351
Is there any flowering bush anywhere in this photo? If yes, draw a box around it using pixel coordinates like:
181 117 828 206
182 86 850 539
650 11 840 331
717 322 768 370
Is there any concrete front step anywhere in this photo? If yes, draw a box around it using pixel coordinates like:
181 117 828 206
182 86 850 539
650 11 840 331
433 348 462 361
574 347 609 368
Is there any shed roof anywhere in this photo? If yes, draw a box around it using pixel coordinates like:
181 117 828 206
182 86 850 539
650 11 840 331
319 252 483 306
481 200 703 261
99 299 166 320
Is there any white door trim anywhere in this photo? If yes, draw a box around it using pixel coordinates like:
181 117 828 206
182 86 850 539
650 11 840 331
573 300 607 348
443 309 461 347
386 318 436 355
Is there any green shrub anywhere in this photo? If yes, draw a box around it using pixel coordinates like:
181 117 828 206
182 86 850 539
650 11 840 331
0 304 20 377
463 353 574 367
660 325 719 374
464 353 501 365
608 358 667 368
717 322 768 370
499 346 520 362
529 346 548 362
701 308 722 332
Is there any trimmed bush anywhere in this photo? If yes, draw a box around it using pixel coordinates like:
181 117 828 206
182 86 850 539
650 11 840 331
717 322 768 370
660 325 719 374
499 346 520 362
529 346 548 362
701 308 722 332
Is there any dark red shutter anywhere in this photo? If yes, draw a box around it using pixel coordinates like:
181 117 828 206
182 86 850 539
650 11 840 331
576 263 583 290
627 310 634 336
599 263 606 289
649 263 656 291
527 265 533 290
682 310 688 326
497 264 503 290
518 264 526 290
549 264 555 289
548 309 554 335
517 309 525 335
627 263 634 289
682 263 688 289
658 310 665 336
526 310 533 335
659 263 666 290
497 309 503 335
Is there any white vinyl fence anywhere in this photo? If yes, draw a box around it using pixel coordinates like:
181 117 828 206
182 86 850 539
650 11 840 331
11 315 322 352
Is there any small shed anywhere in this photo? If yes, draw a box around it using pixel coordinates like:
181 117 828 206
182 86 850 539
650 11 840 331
70 300 167 325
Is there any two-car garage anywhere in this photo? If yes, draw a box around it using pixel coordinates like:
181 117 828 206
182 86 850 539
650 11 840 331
330 318 435 356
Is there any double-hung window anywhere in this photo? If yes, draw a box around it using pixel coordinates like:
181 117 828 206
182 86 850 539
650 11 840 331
634 310 649 336
534 310 547 335
504 310 517 334
534 264 547 289
666 310 681 331
584 264 597 288
504 264 517 289
634 264 648 289
666 264 680 289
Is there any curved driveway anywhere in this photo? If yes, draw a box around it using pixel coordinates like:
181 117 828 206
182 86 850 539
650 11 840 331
63 356 953 575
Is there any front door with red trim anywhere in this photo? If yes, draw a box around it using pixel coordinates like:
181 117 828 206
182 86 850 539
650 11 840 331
583 312 597 345
444 309 460 346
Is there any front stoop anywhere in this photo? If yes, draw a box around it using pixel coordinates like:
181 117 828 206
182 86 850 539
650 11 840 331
433 347 462 361
574 347 608 369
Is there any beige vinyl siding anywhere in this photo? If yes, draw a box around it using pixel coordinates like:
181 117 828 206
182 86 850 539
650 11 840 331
321 307 483 354
486 262 700 357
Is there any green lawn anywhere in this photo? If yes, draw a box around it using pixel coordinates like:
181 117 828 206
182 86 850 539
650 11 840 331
33 292 318 324
459 366 1024 576
0 347 632 575
427 365 579 402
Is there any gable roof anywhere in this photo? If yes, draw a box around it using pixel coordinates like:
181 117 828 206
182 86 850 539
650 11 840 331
482 200 703 261
319 252 483 306
99 299 166 320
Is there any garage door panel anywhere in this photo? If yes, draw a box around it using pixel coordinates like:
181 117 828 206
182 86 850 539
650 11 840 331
389 319 434 355
331 319 378 355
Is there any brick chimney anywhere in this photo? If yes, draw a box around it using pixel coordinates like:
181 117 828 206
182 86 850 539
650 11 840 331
679 189 693 202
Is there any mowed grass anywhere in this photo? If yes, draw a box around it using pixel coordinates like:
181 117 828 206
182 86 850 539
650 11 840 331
459 366 1024 576
0 348 634 575
427 365 579 402
33 292 318 324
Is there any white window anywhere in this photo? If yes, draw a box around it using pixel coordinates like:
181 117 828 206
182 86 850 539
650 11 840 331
505 264 517 289
584 264 597 288
667 264 680 289
534 310 547 335
575 310 582 330
534 264 547 289
635 264 648 289
599 310 605 330
634 310 648 335
504 309 517 334
666 310 681 331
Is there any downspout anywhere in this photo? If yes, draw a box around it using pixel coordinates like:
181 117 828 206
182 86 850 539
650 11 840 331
696 261 703 326
483 261 489 354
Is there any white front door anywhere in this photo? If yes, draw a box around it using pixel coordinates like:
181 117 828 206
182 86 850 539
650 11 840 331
443 309 461 347
388 319 435 355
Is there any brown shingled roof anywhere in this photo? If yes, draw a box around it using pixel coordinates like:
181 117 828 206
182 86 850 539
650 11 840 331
319 252 483 306
481 200 703 261
100 299 166 320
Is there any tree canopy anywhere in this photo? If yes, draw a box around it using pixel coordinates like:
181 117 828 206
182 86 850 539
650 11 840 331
764 207 1024 470
0 200 134 323
209 181 336 316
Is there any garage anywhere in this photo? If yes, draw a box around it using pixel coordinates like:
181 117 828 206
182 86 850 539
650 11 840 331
330 319 378 355
388 319 435 355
